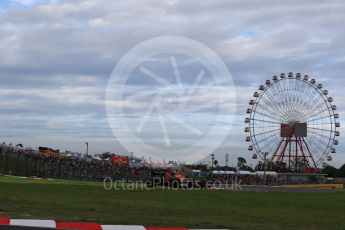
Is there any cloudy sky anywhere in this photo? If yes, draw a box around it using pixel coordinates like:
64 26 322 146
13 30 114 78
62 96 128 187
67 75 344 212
0 0 344 167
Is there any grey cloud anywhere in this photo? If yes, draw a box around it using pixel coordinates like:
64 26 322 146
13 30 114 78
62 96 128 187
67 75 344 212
0 0 344 165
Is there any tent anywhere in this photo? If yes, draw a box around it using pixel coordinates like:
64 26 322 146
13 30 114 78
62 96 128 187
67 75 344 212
237 170 254 175
212 170 236 175
255 171 278 177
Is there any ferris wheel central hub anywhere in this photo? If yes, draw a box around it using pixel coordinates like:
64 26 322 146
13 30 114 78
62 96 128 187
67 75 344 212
281 122 307 137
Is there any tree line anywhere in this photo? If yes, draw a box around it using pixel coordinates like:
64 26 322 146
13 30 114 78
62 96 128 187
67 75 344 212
321 164 345 178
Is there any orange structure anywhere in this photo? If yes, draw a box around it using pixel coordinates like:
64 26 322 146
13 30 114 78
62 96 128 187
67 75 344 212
111 155 129 166
38 147 60 157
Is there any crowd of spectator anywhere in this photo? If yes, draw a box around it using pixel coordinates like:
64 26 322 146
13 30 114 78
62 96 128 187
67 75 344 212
0 143 151 182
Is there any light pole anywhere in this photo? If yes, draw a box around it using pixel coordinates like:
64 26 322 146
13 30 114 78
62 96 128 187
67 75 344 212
263 152 269 185
211 153 215 169
85 142 89 155
225 153 229 169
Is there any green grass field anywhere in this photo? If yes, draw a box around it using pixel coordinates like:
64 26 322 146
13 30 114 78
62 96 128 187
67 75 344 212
1 176 345 230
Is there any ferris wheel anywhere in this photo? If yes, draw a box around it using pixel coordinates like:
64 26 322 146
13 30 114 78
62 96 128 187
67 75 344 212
245 72 340 171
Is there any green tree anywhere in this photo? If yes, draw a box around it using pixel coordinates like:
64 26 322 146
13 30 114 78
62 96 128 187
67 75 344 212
321 165 338 177
337 164 345 178
237 157 247 169
100 152 111 160
213 160 219 167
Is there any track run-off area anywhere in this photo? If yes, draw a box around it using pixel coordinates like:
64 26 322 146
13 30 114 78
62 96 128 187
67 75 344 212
1 176 345 230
